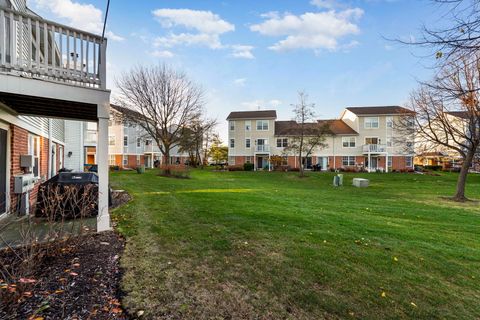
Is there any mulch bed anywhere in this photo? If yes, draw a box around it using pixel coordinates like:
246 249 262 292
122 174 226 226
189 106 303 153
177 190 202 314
0 231 130 320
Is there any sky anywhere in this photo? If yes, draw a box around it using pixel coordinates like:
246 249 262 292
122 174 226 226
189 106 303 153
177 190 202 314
28 0 441 140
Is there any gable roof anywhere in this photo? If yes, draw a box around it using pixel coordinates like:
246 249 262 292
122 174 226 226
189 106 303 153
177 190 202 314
275 119 357 136
345 106 414 116
446 111 469 119
227 110 277 120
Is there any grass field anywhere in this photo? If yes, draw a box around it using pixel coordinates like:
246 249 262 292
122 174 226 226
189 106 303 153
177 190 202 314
111 169 480 319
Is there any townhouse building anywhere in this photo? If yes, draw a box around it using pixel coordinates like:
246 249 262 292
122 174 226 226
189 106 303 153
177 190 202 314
227 106 415 172
0 0 111 230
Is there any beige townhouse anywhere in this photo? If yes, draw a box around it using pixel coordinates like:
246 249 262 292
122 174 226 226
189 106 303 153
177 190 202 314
227 106 415 172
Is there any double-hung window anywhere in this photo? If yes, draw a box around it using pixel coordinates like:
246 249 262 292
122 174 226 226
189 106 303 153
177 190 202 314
123 136 128 147
229 121 235 131
406 156 413 167
122 155 128 166
137 137 141 148
387 156 392 168
230 139 235 148
246 139 251 148
342 156 355 166
342 137 356 148
276 138 288 148
364 117 379 129
386 116 393 128
109 135 116 146
256 120 269 131
245 121 251 131
28 134 41 177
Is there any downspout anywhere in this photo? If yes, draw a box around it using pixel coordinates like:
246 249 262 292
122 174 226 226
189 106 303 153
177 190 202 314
48 119 53 178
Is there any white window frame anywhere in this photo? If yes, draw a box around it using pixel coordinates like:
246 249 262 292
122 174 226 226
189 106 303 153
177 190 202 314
136 137 141 148
246 156 252 163
276 138 288 148
406 156 413 167
256 120 269 131
230 138 235 148
136 155 141 165
228 156 235 165
386 136 393 147
364 117 379 129
108 135 116 146
122 155 128 166
386 116 393 128
387 156 392 168
342 156 355 166
229 121 235 131
342 137 356 148
123 135 128 147
245 121 251 132
245 138 251 148
365 137 379 145
28 134 41 178
109 155 116 165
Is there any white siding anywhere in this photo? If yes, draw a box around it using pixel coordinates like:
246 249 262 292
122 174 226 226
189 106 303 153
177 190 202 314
63 120 84 172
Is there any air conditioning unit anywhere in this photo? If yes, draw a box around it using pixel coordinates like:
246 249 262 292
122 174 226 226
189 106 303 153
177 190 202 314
20 154 34 168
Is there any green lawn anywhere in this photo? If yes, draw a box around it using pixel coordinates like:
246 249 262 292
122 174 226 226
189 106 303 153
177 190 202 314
111 169 480 319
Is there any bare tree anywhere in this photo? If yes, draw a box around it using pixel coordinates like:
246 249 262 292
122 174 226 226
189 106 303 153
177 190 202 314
285 92 329 177
178 117 217 167
401 0 480 62
403 55 480 201
116 65 205 172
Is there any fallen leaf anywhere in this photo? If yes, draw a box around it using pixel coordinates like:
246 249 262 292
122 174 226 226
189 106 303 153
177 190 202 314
381 291 386 298
410 302 417 308
393 257 398 262
69 272 78 276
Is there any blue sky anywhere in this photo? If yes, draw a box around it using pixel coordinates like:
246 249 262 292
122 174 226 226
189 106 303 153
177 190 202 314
29 0 439 139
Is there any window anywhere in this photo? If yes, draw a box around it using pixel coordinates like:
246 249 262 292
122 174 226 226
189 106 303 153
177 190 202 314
342 137 356 148
364 117 379 129
109 155 116 165
256 120 269 131
122 155 128 166
386 116 393 128
145 139 152 146
386 137 393 147
406 141 413 148
387 156 392 168
245 121 251 131
108 135 116 146
136 155 141 165
229 121 235 131
342 156 355 166
228 156 235 165
277 138 288 148
123 136 128 147
246 156 252 163
406 156 413 167
365 137 379 145
28 134 41 177
137 137 141 147
230 139 235 148
246 139 251 148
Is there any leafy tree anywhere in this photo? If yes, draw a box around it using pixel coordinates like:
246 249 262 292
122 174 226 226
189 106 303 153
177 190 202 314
208 134 228 165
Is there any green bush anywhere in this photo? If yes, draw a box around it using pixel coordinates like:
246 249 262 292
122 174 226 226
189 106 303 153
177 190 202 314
424 165 442 171
244 163 254 171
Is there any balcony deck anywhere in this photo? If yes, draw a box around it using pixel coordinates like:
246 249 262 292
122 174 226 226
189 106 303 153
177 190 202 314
0 6 106 90
362 144 387 154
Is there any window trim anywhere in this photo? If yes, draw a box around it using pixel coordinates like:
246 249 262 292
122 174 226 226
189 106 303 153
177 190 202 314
122 155 128 166
256 120 269 131
123 135 128 147
229 121 235 131
136 137 141 148
108 135 116 146
230 138 235 148
245 138 251 148
342 136 356 148
245 120 251 132
405 156 413 167
364 117 379 129
342 156 356 166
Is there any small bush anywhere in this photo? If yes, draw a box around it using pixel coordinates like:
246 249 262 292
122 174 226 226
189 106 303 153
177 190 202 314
110 165 120 171
289 167 300 172
228 165 244 171
244 163 254 171
424 165 442 171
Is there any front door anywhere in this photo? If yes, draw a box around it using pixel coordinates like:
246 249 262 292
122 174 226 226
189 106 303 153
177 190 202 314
257 156 263 170
365 157 378 170
0 128 7 215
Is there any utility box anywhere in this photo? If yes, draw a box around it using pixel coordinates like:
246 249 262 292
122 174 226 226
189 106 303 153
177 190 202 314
14 174 36 194
20 155 34 168
353 178 369 188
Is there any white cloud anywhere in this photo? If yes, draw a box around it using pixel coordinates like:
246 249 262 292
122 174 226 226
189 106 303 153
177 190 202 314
152 9 234 49
269 99 282 108
150 50 174 58
250 8 363 52
310 0 340 9
105 31 125 42
33 0 123 41
231 45 255 59
153 9 235 34
233 78 247 86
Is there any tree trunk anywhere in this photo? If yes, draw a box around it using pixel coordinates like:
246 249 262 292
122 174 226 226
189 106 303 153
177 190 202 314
453 149 475 201
299 136 304 178
164 149 171 175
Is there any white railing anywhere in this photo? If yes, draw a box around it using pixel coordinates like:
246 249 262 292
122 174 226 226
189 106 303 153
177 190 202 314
84 130 97 144
363 144 387 153
0 6 106 89
255 145 270 152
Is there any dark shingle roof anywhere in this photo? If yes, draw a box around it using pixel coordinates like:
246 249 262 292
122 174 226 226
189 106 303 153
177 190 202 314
275 119 357 136
227 110 277 120
446 111 469 119
346 106 414 115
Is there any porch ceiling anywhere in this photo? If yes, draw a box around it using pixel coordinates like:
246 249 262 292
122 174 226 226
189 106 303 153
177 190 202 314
0 92 98 121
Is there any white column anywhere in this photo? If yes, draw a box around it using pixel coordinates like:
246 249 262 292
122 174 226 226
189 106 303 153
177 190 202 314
368 153 371 173
97 103 110 232
386 154 389 173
